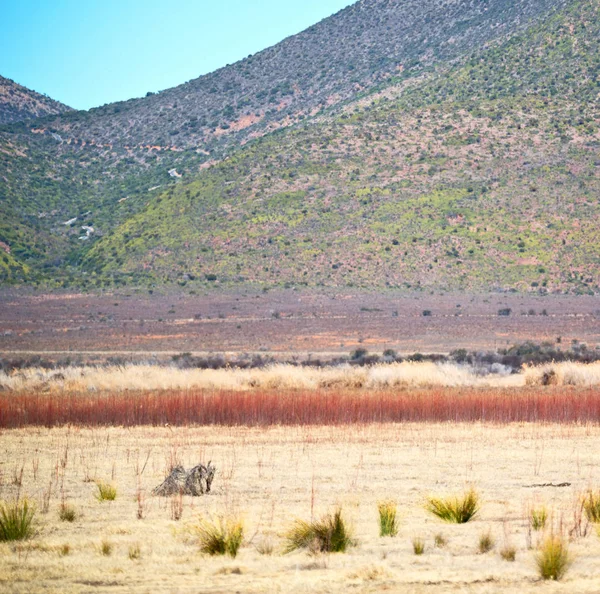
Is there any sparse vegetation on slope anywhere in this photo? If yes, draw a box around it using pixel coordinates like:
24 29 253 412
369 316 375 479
78 0 600 292
0 75 70 125
2 0 599 290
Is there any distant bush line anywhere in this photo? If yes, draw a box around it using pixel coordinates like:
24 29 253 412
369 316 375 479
2 341 599 375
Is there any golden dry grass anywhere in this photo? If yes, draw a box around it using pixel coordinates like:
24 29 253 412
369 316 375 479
0 361 523 393
524 361 600 387
1 423 600 592
3 360 600 394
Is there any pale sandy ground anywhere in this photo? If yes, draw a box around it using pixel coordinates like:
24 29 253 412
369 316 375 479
1 423 600 593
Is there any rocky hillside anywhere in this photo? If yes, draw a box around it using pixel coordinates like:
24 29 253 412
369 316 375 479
83 0 600 293
0 0 598 292
0 76 70 124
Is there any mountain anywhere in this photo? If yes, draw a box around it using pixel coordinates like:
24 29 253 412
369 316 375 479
1 0 599 292
0 76 70 125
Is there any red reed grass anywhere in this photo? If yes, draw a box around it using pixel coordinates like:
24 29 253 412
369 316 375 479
1 387 600 428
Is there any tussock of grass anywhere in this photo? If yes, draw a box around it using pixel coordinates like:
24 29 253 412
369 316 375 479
425 488 480 523
59 502 77 522
434 533 447 548
128 543 141 560
197 516 244 558
583 491 600 523
530 506 548 531
524 362 600 387
535 535 572 581
95 481 117 502
100 540 113 556
285 509 354 554
412 536 425 555
377 500 398 537
59 543 71 557
478 530 495 554
500 545 516 561
255 535 274 556
0 499 36 541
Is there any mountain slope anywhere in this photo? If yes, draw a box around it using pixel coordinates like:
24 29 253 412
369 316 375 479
83 0 600 293
0 76 70 124
0 0 570 285
1 0 598 291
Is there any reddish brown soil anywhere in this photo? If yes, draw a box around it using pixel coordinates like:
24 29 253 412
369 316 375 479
0 289 599 359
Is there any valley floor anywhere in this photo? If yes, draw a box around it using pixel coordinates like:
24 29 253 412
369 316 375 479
1 289 599 357
1 423 600 592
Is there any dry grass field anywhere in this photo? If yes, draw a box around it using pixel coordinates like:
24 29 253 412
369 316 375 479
2 422 600 593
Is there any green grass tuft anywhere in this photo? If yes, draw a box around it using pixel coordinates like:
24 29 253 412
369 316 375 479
59 502 78 522
530 506 548 531
0 499 36 541
535 535 572 581
285 508 354 554
377 500 398 537
412 536 425 555
197 516 244 558
583 491 600 523
425 488 480 523
478 530 495 554
95 481 117 502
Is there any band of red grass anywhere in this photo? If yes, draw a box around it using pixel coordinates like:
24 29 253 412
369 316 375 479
1 387 600 428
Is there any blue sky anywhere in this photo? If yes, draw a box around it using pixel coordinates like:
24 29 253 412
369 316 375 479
1 0 355 110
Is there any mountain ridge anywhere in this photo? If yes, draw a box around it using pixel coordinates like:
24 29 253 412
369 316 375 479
0 75 71 125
